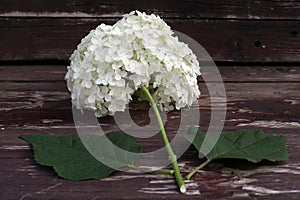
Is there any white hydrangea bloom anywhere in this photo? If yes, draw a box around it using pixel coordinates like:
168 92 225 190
65 10 201 117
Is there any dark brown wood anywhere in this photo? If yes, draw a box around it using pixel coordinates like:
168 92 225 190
0 65 66 81
0 127 300 199
0 18 299 62
1 65 300 82
1 0 300 198
1 66 299 127
0 0 300 20
1 64 300 199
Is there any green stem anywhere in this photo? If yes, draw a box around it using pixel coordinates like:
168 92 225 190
186 159 211 180
128 164 174 175
140 85 186 193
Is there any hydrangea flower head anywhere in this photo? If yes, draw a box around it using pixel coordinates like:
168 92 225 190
65 10 201 117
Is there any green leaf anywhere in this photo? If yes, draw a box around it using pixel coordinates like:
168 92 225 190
20 132 142 180
186 127 289 163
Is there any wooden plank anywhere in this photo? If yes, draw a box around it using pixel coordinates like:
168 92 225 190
0 82 299 128
2 125 300 156
0 0 299 20
0 65 66 81
0 65 299 126
0 82 68 91
0 65 299 127
1 65 300 83
1 100 299 128
216 66 300 83
0 126 300 199
2 121 298 152
1 82 299 108
0 18 299 62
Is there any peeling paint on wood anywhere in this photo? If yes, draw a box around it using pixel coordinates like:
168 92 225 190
19 183 63 200
0 0 299 20
242 185 300 196
0 145 30 150
284 99 300 105
0 11 123 18
222 163 300 176
238 120 300 129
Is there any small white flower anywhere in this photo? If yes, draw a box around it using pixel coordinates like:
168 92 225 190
65 10 201 116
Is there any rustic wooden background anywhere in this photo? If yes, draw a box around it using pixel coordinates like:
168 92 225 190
0 1 300 199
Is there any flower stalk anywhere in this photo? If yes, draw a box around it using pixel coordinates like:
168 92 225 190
185 159 211 180
141 85 186 193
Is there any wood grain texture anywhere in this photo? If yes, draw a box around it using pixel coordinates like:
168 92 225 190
1 0 300 198
1 65 300 82
1 128 300 199
1 66 299 126
0 18 299 62
0 0 299 20
1 65 300 199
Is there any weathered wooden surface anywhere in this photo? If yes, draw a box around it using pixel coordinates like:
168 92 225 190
0 18 299 62
1 66 300 199
0 0 299 63
0 0 300 19
1 0 300 199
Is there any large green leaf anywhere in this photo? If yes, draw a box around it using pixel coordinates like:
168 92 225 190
20 132 142 180
186 127 288 163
